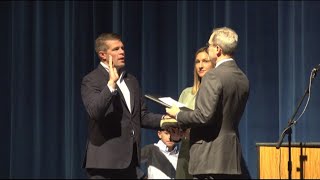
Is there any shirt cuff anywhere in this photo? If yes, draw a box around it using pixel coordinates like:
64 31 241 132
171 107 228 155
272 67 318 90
107 84 117 93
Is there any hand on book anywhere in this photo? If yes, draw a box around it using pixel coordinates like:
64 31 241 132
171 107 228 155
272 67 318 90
160 118 178 129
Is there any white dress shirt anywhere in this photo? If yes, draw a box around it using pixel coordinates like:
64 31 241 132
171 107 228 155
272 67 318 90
147 140 179 179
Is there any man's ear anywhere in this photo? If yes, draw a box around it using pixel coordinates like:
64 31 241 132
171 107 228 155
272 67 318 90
157 131 162 139
98 51 107 60
216 46 222 57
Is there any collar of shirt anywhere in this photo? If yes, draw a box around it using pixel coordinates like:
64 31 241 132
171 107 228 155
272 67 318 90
215 58 234 68
100 61 125 82
154 140 179 155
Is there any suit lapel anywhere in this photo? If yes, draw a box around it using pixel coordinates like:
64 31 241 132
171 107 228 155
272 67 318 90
123 73 135 113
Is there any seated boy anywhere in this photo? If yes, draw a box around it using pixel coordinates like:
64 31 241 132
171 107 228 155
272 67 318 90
140 128 180 179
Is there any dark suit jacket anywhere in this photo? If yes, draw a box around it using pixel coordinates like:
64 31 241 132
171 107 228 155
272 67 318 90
81 64 162 169
177 60 250 175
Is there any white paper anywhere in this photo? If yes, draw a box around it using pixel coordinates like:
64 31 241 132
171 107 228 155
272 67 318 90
158 97 187 108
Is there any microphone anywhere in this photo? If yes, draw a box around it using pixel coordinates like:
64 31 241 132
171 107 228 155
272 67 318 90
312 64 320 72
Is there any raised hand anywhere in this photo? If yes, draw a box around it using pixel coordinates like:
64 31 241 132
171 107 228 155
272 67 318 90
108 55 119 89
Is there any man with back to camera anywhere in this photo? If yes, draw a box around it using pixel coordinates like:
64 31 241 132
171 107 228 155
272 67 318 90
166 27 251 179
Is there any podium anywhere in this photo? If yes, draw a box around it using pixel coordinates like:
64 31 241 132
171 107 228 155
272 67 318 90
256 142 320 179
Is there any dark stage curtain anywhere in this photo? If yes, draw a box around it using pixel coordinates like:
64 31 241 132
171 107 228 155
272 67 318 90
1 1 320 178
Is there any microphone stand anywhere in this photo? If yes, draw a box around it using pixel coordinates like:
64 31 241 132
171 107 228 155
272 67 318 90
276 69 317 180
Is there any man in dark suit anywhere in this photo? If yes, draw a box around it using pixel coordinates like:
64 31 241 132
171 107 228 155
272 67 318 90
81 33 164 179
166 27 251 179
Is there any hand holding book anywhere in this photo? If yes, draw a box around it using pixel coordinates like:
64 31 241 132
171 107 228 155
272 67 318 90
165 105 181 118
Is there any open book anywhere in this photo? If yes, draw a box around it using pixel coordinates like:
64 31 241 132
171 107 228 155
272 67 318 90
144 94 192 111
